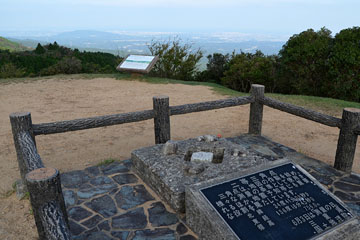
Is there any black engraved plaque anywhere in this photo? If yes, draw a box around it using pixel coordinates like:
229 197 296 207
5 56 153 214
200 163 354 240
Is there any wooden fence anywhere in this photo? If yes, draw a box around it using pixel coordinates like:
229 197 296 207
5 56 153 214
10 84 359 239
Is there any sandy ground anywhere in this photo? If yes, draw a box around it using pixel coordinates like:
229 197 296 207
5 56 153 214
0 76 359 239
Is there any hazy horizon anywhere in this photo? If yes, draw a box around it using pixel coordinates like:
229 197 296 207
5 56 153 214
1 0 359 37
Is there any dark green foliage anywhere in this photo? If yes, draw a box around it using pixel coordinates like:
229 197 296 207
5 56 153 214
277 27 333 96
221 51 277 93
328 27 360 102
197 53 230 83
148 39 203 81
276 27 360 102
0 42 122 79
35 43 45 54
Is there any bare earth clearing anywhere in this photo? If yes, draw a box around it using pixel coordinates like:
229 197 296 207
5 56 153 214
0 76 359 239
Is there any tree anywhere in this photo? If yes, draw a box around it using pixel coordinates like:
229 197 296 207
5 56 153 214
328 27 360 102
35 43 45 54
221 51 277 93
197 53 230 83
277 27 333 95
148 38 203 81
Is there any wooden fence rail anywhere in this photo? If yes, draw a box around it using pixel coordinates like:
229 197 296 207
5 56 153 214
33 109 155 135
261 96 342 128
9 84 359 239
169 96 253 116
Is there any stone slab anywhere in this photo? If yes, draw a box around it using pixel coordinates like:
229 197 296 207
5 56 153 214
132 137 269 213
186 159 360 240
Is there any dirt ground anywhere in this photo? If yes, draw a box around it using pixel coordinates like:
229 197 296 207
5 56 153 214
0 76 359 239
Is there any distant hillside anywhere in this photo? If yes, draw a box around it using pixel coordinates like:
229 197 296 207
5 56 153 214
0 42 122 78
0 37 30 51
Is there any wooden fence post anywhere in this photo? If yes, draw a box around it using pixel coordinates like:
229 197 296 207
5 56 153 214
10 112 36 184
26 167 70 240
249 84 265 135
334 108 360 172
153 95 171 144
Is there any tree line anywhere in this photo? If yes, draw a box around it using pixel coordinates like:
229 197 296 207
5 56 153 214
0 42 122 78
148 27 360 102
1 27 359 102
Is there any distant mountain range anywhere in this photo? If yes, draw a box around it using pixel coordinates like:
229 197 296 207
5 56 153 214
6 30 286 57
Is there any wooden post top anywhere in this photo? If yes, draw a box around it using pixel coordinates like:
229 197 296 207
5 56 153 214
9 112 31 118
344 108 360 113
251 84 265 88
153 95 169 100
26 167 57 181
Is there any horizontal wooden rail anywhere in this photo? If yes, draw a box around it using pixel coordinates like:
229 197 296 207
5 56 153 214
261 96 342 128
18 131 45 171
170 96 253 116
33 110 154 135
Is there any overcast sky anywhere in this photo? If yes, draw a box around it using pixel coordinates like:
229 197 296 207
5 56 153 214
1 0 359 36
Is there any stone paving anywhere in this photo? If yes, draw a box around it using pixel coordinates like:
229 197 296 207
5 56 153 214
61 159 197 240
61 134 360 239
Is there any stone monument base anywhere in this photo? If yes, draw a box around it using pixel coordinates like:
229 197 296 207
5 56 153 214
186 159 360 240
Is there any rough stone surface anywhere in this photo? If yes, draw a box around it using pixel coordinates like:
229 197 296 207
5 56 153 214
334 191 360 201
132 137 265 212
186 159 360 240
59 135 360 240
163 140 179 155
191 152 213 163
112 207 147 229
133 228 176 240
100 162 129 175
69 220 86 236
98 220 110 231
180 235 197 240
310 171 334 185
85 195 117 218
111 231 129 239
341 174 360 185
112 173 138 185
68 206 92 221
148 202 178 227
81 231 112 240
61 160 194 239
81 215 103 229
115 185 154 210
176 223 188 235
61 170 90 188
90 176 114 186
77 183 117 199
85 166 100 177
334 181 360 192
63 190 76 207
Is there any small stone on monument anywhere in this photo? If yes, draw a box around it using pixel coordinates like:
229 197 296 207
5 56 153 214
196 136 204 142
204 135 217 142
191 152 213 163
186 164 205 175
163 141 178 155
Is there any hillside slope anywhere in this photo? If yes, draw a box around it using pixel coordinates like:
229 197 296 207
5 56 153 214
0 36 30 51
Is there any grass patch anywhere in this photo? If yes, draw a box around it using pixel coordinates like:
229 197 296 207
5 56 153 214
97 158 118 166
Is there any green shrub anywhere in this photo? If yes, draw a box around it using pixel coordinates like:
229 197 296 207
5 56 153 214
148 38 203 81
